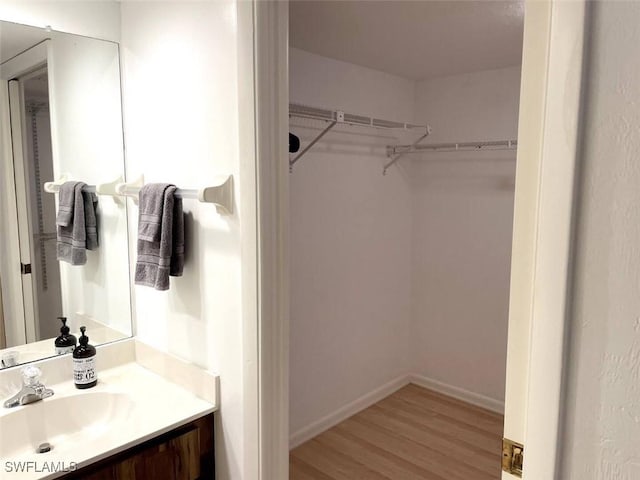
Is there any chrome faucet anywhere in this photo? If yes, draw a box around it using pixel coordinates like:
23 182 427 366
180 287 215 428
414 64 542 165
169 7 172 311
3 365 54 408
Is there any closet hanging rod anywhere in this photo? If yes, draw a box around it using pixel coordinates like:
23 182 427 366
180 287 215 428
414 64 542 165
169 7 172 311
387 139 518 156
289 103 431 172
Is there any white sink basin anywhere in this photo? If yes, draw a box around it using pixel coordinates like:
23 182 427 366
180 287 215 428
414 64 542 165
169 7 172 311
0 363 215 480
0 392 134 458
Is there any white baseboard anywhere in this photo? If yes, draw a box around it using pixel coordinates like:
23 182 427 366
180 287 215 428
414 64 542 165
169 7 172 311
408 374 505 414
289 374 411 449
289 373 505 449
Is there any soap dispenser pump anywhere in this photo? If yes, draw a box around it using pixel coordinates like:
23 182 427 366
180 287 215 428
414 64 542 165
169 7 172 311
54 317 77 355
73 326 97 389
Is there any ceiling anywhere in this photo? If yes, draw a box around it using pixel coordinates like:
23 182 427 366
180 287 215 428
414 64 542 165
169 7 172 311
0 21 49 64
289 1 524 81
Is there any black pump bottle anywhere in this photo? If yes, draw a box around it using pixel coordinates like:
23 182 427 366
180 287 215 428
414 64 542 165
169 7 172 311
73 326 97 389
54 317 77 355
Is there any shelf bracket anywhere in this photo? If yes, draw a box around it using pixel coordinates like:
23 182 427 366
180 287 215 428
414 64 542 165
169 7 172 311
289 117 340 172
383 125 432 176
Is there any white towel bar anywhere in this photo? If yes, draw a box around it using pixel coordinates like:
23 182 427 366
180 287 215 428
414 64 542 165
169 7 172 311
44 175 234 215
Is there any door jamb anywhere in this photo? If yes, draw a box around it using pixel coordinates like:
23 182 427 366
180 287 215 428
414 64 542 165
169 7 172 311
518 1 587 478
254 1 290 479
0 41 49 347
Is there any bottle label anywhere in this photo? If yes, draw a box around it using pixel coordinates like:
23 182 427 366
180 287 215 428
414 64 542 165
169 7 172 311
73 357 96 385
56 346 74 355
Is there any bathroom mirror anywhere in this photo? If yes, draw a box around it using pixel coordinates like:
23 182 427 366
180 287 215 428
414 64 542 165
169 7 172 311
0 21 132 368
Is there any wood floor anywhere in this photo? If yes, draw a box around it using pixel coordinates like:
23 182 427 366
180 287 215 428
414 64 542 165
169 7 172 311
290 384 504 480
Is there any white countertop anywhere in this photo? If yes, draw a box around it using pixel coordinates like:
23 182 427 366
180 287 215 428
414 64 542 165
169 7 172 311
0 362 217 479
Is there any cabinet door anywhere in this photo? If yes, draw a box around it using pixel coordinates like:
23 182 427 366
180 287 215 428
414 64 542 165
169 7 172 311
114 428 200 480
80 469 116 480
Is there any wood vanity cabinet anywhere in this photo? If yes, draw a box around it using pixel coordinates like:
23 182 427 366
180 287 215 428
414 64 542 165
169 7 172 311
66 414 215 480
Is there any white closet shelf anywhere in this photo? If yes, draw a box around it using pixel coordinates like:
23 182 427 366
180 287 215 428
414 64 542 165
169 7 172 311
290 103 427 131
289 103 431 172
289 103 517 175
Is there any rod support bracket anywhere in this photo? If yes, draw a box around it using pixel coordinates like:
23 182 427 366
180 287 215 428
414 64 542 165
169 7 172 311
383 126 432 175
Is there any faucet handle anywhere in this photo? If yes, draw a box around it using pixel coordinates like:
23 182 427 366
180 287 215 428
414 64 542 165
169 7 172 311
22 366 43 386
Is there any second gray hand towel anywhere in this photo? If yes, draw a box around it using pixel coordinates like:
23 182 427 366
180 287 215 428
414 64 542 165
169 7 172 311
84 190 99 250
135 183 184 291
170 194 185 277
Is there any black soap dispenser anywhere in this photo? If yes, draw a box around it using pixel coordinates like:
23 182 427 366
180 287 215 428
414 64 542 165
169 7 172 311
73 326 97 389
54 317 77 355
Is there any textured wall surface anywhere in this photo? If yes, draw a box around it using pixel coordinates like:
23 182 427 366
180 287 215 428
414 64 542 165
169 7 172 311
561 2 640 478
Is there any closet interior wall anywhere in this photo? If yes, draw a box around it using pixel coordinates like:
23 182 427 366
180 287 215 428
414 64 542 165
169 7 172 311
290 47 521 443
411 66 521 405
289 48 415 441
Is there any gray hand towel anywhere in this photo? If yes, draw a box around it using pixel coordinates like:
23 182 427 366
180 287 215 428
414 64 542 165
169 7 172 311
57 182 87 265
56 181 77 227
137 184 167 242
84 191 99 250
170 195 184 277
56 182 100 265
135 184 185 291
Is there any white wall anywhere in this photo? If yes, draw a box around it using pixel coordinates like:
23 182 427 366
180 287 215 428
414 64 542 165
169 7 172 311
561 2 640 477
410 67 520 404
289 48 415 438
119 3 257 479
